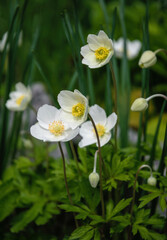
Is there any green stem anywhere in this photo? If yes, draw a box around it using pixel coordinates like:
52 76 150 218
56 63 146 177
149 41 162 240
70 140 81 177
128 165 151 239
46 142 49 176
88 113 105 218
109 62 118 150
58 142 78 228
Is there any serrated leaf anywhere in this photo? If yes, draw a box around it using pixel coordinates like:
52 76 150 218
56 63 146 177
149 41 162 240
138 225 151 240
146 216 165 227
89 214 105 225
35 212 52 225
15 156 33 169
69 225 93 240
111 215 130 226
0 180 14 200
140 184 161 193
159 195 167 212
94 229 101 240
138 193 160 208
80 229 94 240
109 198 132 219
0 191 19 221
106 201 114 221
149 231 166 240
10 198 46 232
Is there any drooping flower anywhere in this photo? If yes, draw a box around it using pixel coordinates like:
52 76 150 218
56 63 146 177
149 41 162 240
6 82 32 111
138 50 157 68
147 176 157 186
57 89 89 129
113 37 141 60
80 30 114 68
79 104 117 147
89 150 99 188
30 104 79 142
131 98 148 112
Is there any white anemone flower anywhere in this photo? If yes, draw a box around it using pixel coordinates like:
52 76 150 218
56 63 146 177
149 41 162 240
79 104 117 147
57 89 89 129
80 30 114 68
30 104 79 142
6 82 32 111
113 38 141 60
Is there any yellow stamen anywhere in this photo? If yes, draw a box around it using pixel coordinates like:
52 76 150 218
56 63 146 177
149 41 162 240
16 95 25 105
94 124 105 137
72 103 85 118
48 120 65 136
95 47 109 60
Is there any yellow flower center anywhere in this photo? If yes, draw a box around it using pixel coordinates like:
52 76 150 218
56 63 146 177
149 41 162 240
95 47 109 60
72 103 85 118
48 120 65 136
94 124 105 137
16 95 25 105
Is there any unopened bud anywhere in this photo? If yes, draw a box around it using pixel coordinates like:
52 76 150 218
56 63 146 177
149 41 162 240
89 172 99 188
139 50 157 68
147 176 157 186
131 98 148 112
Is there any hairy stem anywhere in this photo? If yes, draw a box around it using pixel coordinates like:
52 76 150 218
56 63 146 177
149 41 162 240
70 140 81 177
58 142 78 228
88 113 105 218
109 62 118 150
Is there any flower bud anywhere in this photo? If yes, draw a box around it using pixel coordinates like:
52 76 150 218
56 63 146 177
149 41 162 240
89 172 99 188
147 176 157 186
131 98 148 112
139 50 157 68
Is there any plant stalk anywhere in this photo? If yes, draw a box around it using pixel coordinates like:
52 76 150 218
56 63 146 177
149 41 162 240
88 113 105 218
58 142 78 228
109 62 118 150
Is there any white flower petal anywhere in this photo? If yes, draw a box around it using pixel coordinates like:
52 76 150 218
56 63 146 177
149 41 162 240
60 110 84 129
37 104 59 129
80 44 91 57
79 136 96 148
98 30 113 49
105 112 117 131
79 121 93 137
62 128 79 142
30 123 59 142
58 90 79 112
15 82 28 93
98 132 111 147
89 104 107 125
87 34 102 50
82 51 100 67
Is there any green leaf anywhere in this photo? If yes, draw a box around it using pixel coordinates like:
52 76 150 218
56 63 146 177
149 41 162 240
69 225 93 240
94 229 101 240
0 191 19 221
89 214 105 225
140 184 161 193
0 180 14 200
149 232 166 240
106 201 114 221
80 229 94 240
10 198 46 232
15 156 34 169
109 198 132 219
159 195 167 212
138 192 160 208
137 225 152 240
111 215 130 226
35 212 52 225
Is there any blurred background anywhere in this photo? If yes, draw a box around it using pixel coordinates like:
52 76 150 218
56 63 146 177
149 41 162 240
0 0 167 138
